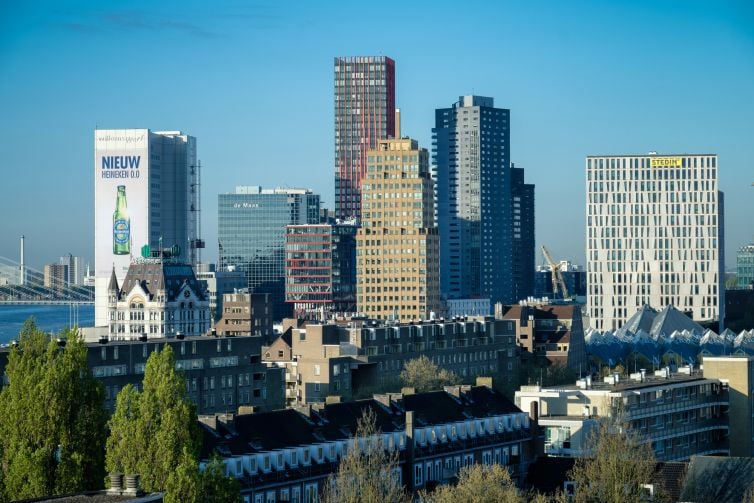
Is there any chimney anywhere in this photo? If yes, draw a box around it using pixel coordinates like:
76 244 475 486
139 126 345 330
395 108 401 138
476 376 493 389
123 474 143 497
107 473 123 495
405 410 415 492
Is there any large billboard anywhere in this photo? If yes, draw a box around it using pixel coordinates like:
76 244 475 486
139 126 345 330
94 129 149 280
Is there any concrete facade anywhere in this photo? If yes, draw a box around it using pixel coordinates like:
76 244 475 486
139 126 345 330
214 291 274 338
264 317 519 405
702 356 754 457
357 137 441 321
516 370 729 461
586 154 724 331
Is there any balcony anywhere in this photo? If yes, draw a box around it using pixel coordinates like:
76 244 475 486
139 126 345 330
621 393 728 420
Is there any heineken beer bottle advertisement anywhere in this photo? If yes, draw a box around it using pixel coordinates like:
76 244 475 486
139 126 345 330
94 129 149 280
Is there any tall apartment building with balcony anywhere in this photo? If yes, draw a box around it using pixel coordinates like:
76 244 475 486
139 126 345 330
515 369 729 461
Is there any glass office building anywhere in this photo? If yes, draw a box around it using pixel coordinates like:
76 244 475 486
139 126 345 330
737 244 754 289
218 186 320 320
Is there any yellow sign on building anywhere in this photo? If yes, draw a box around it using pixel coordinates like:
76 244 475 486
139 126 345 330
650 157 682 167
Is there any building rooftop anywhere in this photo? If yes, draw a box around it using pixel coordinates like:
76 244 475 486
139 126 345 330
116 261 205 302
199 385 522 458
586 153 716 158
521 371 711 395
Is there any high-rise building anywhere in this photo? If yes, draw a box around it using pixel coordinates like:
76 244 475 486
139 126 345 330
285 221 358 318
334 56 395 220
534 262 587 299
736 243 754 289
511 164 535 301
195 263 247 322
356 137 440 320
434 96 529 306
94 129 200 326
60 254 83 285
218 186 320 321
586 154 724 331
43 263 68 290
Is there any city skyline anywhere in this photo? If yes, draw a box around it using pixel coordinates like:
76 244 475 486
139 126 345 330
1 1 753 271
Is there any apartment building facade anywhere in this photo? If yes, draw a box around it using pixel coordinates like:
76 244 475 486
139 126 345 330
516 370 729 461
263 317 519 404
200 385 536 502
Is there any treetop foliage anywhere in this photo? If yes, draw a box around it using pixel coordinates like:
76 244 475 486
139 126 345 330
400 355 461 393
0 319 107 501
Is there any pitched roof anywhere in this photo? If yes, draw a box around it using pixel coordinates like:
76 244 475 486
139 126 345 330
680 456 754 502
108 267 119 292
199 386 523 458
119 261 205 302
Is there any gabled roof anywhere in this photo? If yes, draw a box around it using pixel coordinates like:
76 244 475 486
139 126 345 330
199 386 523 458
119 261 205 302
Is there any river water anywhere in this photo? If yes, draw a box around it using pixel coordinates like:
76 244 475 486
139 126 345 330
0 305 95 344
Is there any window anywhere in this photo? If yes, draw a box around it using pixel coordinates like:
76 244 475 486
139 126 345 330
314 382 321 392
414 464 423 487
314 364 321 376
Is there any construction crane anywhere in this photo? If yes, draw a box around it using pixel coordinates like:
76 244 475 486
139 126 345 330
541 245 570 300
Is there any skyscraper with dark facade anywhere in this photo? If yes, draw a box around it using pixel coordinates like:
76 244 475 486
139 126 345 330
218 186 320 321
511 164 535 301
334 56 395 220
434 96 533 307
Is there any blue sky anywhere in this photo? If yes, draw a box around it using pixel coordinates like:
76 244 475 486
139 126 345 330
0 0 753 271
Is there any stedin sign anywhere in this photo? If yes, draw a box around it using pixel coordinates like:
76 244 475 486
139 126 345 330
650 157 682 168
94 129 149 280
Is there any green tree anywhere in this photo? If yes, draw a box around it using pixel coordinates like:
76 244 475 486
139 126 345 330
421 464 523 503
322 408 409 503
164 447 202 503
400 356 461 393
569 418 655 503
106 344 200 493
0 319 107 500
201 454 242 502
164 452 241 503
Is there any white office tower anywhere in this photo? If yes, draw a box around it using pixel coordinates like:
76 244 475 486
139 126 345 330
94 129 201 327
586 154 724 332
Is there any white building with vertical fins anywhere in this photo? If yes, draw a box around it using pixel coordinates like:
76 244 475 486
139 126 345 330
586 153 724 332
